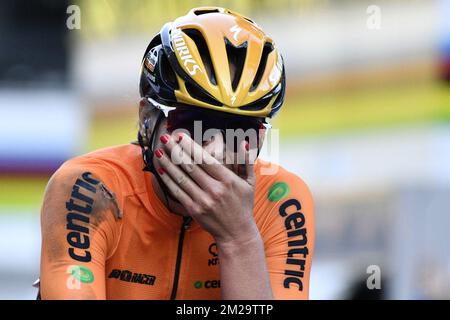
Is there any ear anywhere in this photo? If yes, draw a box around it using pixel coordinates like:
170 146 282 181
138 99 166 146
138 99 152 143
139 99 147 125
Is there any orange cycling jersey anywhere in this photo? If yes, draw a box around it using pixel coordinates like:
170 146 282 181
39 144 314 299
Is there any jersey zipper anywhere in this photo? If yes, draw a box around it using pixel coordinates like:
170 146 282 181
170 216 192 300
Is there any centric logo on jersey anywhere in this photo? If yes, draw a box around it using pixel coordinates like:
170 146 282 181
279 198 309 291
193 280 221 289
268 182 290 202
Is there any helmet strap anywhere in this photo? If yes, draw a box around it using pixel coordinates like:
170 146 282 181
138 110 179 211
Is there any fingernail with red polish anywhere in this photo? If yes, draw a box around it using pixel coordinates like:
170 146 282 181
155 149 163 158
157 167 165 175
245 142 250 151
160 134 169 144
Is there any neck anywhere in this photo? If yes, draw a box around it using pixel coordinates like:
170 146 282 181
150 173 188 217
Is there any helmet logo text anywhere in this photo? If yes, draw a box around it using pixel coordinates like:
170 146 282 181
172 27 201 76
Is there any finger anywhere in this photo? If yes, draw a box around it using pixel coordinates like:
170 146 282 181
176 132 230 180
159 133 218 189
154 165 194 209
154 147 206 202
238 140 256 186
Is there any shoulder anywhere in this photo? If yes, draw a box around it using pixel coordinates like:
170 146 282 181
254 159 314 208
50 144 144 197
41 146 133 228
41 150 125 262
253 159 315 241
68 143 141 172
42 160 123 228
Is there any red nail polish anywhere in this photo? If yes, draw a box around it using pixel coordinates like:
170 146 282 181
157 167 165 175
155 149 163 158
245 142 250 151
160 134 169 144
178 133 183 142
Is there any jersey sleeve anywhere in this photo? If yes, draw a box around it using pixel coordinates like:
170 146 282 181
39 158 123 299
257 168 315 300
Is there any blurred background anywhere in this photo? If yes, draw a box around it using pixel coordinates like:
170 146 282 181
0 0 449 299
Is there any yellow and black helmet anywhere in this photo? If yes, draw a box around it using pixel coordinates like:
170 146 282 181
139 7 286 118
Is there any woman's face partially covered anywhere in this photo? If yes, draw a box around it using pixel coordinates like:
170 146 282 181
151 117 265 174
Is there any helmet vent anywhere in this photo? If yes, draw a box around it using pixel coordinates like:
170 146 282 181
193 9 220 16
225 38 247 92
159 52 179 90
183 28 217 86
250 42 274 92
185 81 222 106
239 94 271 111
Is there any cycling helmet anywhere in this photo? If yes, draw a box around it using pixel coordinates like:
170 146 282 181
139 6 286 118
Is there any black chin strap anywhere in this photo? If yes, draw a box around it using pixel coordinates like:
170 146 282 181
138 111 178 210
